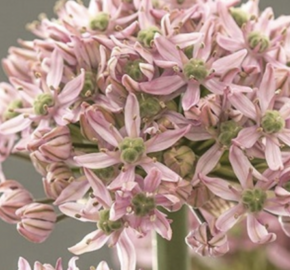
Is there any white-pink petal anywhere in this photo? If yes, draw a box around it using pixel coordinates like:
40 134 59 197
125 93 140 138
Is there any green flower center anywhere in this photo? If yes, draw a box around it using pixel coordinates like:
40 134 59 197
33 93 54 115
124 59 144 82
242 188 267 212
139 94 162 118
80 72 97 98
183 59 208 81
230 8 249 27
131 193 155 216
3 100 23 120
90 12 110 31
218 120 241 146
261 110 285 134
137 27 160 47
248 31 270 53
97 209 123 235
119 137 145 164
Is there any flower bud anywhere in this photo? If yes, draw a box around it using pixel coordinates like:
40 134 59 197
28 126 72 162
119 137 145 164
186 223 229 257
248 31 270 52
139 94 162 118
261 110 285 134
33 93 54 115
163 146 195 178
16 203 57 243
90 12 110 31
43 162 73 199
218 120 241 146
137 27 160 47
183 59 208 81
0 180 33 224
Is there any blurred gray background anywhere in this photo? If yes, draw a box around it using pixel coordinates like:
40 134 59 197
0 0 289 269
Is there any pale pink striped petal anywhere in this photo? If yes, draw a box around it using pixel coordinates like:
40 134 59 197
140 75 185 95
0 114 31 135
74 152 120 169
144 168 162 193
212 49 247 75
145 125 190 153
200 175 241 201
84 168 112 208
108 166 135 190
279 216 290 237
68 229 109 255
46 49 63 90
152 210 172 240
216 33 243 52
216 203 245 232
96 261 110 270
246 214 276 244
277 129 290 146
203 78 227 95
258 64 276 114
116 230 136 270
182 82 200 110
125 93 140 138
227 94 256 120
18 257 31 270
233 126 260 148
265 138 283 171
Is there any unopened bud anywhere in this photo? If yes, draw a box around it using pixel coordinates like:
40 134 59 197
43 162 73 199
119 137 145 164
28 126 72 162
0 180 33 224
218 120 241 146
16 203 57 243
139 94 162 118
163 146 195 178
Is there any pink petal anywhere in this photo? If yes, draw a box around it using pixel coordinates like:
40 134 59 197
277 129 290 146
212 49 247 75
46 49 63 90
246 214 276 244
258 64 276 114
216 203 245 232
116 230 136 270
84 168 112 208
182 82 200 110
154 34 182 66
54 179 90 205
108 166 135 190
68 229 109 255
200 175 241 201
216 33 243 52
74 152 120 169
58 69 85 105
265 138 283 171
0 114 31 135
152 210 172 240
233 126 260 148
145 125 191 153
279 216 290 237
203 78 227 95
144 168 162 193
125 93 140 138
140 75 185 95
18 257 31 270
96 261 110 270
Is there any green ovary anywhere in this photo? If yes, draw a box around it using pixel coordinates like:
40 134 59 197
218 120 241 146
33 93 54 115
183 59 208 81
97 209 123 235
248 31 270 52
90 12 109 31
3 100 23 120
124 59 144 81
131 193 155 216
261 110 285 134
230 8 249 27
119 137 145 164
139 95 162 118
137 27 160 47
242 188 267 212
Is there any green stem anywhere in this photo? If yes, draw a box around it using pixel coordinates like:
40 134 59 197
153 206 190 270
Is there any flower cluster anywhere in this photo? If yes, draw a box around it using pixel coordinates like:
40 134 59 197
1 0 290 269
